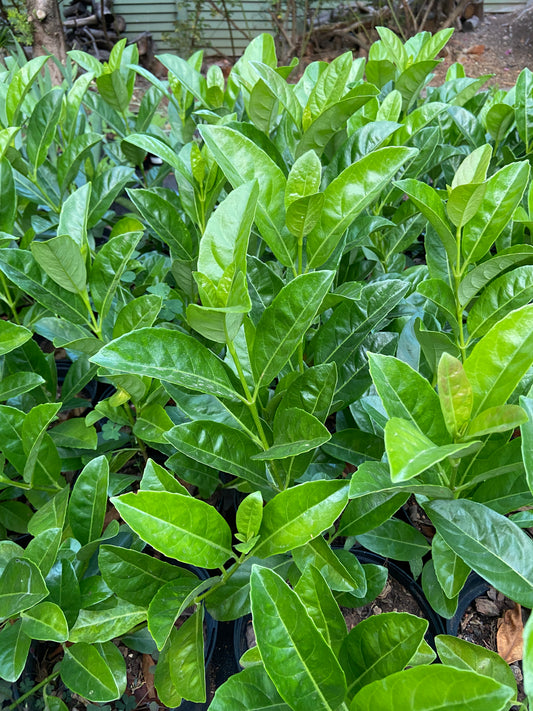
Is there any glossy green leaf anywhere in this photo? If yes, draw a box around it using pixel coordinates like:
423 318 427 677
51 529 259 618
467 265 533 340
253 480 349 559
0 557 48 621
99 544 196 608
350 664 514 711
112 294 162 339
0 248 88 324
200 125 295 267
21 601 68 642
462 161 529 263
28 487 69 537
250 565 347 711
57 132 102 193
417 279 459 333
91 328 240 401
336 492 408 538
253 408 330 460
26 89 63 170
210 664 290 711
252 271 334 389
464 404 527 439
463 304 533 416
515 67 533 150
0 320 32 356
165 420 268 491
285 150 322 208
341 612 427 699
438 352 472 438
147 576 206 650
421 559 458 618
0 158 15 232
237 492 264 541
140 458 189 495
60 642 126 703
447 183 486 228
451 144 492 189
69 599 146 643
164 607 206 703
520 395 533 496
356 519 430 561
435 635 517 692
282 363 337 423
127 188 194 261
307 147 416 268
112 491 233 568
384 417 480 482
31 233 87 294
45 558 81 628
349 461 452 502
524 607 533 699
425 498 533 607
90 231 143 319
23 527 62 577
6 55 49 125
0 372 44 400
0 620 31 682
432 532 470 599
369 353 449 444
294 565 346 655
293 535 366 594
68 456 109 546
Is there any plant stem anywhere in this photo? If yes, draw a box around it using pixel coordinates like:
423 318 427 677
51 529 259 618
0 272 20 323
7 671 60 710
452 226 467 361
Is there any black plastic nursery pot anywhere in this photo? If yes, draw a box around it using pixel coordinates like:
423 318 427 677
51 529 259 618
445 572 491 637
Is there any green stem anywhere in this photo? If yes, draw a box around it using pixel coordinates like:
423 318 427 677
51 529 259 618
195 553 246 604
0 272 20 323
122 403 148 461
7 671 60 710
452 225 467 361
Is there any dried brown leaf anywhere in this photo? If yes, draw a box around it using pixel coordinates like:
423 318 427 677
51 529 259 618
497 603 523 663
142 653 157 698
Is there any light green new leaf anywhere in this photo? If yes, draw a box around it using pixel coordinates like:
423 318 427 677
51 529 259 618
447 182 486 228
425 498 533 607
253 480 349 558
6 55 49 125
384 417 480 482
285 150 322 208
91 328 240 401
464 404 527 439
58 183 92 250
60 642 126 703
292 535 366 594
250 566 347 711
252 408 330 460
112 491 233 568
451 144 492 189
438 352 473 438
236 492 263 542
69 599 147 643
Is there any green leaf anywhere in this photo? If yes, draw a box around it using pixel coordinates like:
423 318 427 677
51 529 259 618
515 67 533 150
90 231 143 319
286 193 324 240
252 271 334 389
293 535 366 594
140 458 190 495
462 161 529 263
21 601 69 642
99 544 196 608
464 404 527 439
447 183 486 228
253 480 349 559
28 486 69 536
200 125 295 267
341 612 427 699
26 89 63 170
0 372 44 400
147 575 206 650
253 408 330 460
127 188 194 261
57 132 102 193
421 559 458 618
467 265 533 340
524 607 533 698
0 248 88 324
112 491 233 568
283 363 337 423
294 565 347 655
6 55 49 125
112 294 162 339
369 353 449 444
96 69 130 113
463 304 533 416
236 491 264 541
69 599 147 643
60 642 126 703
0 159 15 233
438 353 473 438
425 499 533 607
0 320 32 355
384 417 480 482
58 183 91 250
350 664 514 711
250 566 347 711
161 607 206 703
210 664 290 710
165 421 268 491
435 635 517 692
307 147 416 268
0 557 48 621
0 619 31 682
23 527 62 577
68 456 109 546
356 519 430 561
485 103 515 142
285 150 322 208
452 144 492 188
432 532 470 599
91 328 240 401
521 395 533 496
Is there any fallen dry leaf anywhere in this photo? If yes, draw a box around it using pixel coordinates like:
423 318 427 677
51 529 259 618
497 603 523 664
142 654 157 698
466 44 485 55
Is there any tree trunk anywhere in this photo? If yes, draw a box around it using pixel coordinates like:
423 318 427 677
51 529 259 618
27 0 67 85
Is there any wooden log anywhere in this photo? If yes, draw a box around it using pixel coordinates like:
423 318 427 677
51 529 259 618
63 13 98 27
